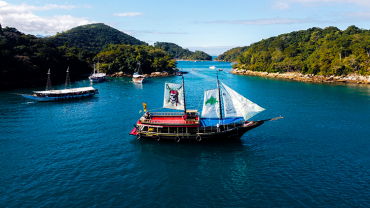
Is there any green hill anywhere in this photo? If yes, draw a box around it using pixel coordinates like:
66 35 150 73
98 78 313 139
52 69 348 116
154 42 212 60
233 25 370 76
215 46 250 62
0 25 93 89
45 23 147 54
96 44 176 74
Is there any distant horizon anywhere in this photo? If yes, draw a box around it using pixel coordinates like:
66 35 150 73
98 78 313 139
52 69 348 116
2 0 370 55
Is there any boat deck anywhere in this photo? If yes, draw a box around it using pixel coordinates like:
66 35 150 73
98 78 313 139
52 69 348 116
139 113 199 127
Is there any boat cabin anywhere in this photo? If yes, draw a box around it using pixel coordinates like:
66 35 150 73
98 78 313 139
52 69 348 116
185 110 197 120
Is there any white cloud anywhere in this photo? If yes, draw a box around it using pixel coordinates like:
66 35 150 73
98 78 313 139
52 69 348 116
271 2 290 10
0 1 92 34
114 12 143 17
345 11 370 19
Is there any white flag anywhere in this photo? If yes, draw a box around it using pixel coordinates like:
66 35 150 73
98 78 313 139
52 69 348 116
201 89 220 118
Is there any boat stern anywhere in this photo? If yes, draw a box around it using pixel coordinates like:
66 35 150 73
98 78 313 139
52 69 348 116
129 126 138 135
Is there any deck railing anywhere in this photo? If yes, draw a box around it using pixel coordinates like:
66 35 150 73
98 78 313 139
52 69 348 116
141 119 199 125
149 112 200 116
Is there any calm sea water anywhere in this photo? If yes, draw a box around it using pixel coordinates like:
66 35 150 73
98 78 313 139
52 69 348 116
1 61 370 207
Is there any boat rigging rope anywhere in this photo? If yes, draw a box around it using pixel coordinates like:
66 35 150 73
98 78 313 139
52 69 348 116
147 107 164 112
196 96 203 111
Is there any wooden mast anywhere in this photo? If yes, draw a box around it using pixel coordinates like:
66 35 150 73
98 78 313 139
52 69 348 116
182 75 186 116
65 67 70 89
217 72 223 120
46 69 51 90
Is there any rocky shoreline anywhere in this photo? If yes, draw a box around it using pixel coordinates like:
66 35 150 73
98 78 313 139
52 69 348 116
231 69 370 84
107 71 176 78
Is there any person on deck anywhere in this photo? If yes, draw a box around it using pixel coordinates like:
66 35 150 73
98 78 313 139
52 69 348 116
217 123 220 132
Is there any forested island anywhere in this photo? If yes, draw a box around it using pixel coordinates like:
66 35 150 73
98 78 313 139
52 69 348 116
154 42 212 61
0 24 95 89
218 26 370 82
0 24 176 89
3 22 370 89
0 23 216 89
95 44 176 75
214 46 249 62
44 23 147 53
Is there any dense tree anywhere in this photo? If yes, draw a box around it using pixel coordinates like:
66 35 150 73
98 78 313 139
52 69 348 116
231 26 370 76
44 23 147 54
215 46 250 62
154 42 212 60
96 44 177 74
0 27 93 89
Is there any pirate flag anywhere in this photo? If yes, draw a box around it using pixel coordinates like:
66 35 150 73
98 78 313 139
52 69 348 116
163 82 184 110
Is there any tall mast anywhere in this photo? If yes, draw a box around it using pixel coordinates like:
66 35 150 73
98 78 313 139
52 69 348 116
65 67 70 89
217 72 223 119
137 61 142 75
182 75 186 115
46 68 51 90
93 63 96 75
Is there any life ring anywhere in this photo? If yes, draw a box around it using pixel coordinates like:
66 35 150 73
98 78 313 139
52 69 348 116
136 133 141 139
196 135 202 142
155 135 160 142
174 136 180 143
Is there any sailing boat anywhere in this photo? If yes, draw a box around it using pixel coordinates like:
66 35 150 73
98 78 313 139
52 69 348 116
22 67 99 102
89 62 106 83
133 61 146 83
129 75 282 142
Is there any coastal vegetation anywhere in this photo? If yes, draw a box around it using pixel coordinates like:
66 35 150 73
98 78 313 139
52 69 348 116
154 42 212 60
0 24 93 89
215 46 249 62
0 24 178 89
95 44 176 75
44 23 147 54
227 26 370 76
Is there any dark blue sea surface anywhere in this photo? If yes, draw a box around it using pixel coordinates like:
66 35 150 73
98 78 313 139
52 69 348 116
1 61 370 207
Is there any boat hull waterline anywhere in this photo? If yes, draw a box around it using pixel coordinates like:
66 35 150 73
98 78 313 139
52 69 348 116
130 120 265 142
22 87 99 102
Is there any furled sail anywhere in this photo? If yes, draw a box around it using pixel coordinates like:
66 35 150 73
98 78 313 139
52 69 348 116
201 89 220 118
163 82 184 110
221 83 265 120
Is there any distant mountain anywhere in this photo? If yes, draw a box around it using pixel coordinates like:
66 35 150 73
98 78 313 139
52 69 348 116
154 42 212 61
45 23 147 53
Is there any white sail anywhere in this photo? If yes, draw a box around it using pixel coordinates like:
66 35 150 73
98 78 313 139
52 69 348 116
221 83 265 120
163 82 184 110
221 85 238 117
201 89 220 118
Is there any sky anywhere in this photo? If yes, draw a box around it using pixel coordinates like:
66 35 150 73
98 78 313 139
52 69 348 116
1 0 370 55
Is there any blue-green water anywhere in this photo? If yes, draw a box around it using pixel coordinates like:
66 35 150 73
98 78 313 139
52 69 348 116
1 61 370 207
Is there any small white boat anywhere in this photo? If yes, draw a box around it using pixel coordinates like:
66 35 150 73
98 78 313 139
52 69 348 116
22 68 98 102
219 68 223 71
133 61 146 84
209 66 216 69
89 62 106 83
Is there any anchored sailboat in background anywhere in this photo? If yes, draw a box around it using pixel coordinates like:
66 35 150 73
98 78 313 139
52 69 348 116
89 62 106 83
129 74 282 142
22 67 99 102
133 61 146 83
